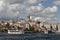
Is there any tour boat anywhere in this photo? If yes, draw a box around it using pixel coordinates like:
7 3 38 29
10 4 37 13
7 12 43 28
8 29 24 34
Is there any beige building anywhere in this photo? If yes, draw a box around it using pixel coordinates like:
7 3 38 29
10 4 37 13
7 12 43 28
44 23 50 31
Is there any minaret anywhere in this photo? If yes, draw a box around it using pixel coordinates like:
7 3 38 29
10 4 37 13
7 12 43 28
27 15 31 22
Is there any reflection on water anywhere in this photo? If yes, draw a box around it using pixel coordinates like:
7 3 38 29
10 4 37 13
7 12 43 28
0 33 60 40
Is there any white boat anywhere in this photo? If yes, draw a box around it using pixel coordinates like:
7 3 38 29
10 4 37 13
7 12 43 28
8 30 24 34
44 31 48 34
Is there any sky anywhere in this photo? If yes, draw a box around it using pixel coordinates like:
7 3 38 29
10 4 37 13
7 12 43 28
0 0 60 23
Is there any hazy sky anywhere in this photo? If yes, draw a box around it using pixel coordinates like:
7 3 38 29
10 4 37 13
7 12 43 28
0 0 60 23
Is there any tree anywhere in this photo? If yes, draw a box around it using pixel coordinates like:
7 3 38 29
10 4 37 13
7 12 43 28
30 27 34 31
37 21 41 24
1 29 8 32
6 22 10 29
24 28 29 31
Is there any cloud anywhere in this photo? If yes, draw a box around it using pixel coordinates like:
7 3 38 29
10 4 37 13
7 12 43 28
34 17 58 22
45 17 60 23
0 0 25 19
0 0 58 21
46 17 51 20
43 6 58 13
54 0 60 5
26 0 37 4
46 17 58 21
26 0 46 4
4 0 24 4
0 1 20 19
24 3 58 22
25 4 58 17
25 4 44 15
8 4 25 10
4 0 37 4
41 6 58 17
0 0 5 11
0 0 40 19
34 17 45 22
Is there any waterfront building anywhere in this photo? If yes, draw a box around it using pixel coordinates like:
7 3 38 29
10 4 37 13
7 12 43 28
51 24 57 31
56 24 60 33
44 23 50 31
26 23 30 30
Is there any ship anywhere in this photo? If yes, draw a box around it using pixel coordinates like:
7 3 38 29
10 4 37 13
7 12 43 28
8 29 24 34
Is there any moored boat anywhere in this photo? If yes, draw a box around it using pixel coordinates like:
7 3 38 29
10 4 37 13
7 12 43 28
8 29 24 34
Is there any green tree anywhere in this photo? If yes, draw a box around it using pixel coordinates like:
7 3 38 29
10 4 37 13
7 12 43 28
24 28 29 31
30 27 34 31
6 22 10 29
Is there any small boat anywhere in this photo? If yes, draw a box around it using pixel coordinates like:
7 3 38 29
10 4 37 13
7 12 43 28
44 30 56 34
8 29 24 34
44 31 48 34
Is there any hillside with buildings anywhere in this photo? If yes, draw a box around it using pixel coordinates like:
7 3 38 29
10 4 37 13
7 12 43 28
0 16 60 34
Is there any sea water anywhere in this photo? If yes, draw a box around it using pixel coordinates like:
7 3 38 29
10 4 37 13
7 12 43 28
0 33 60 40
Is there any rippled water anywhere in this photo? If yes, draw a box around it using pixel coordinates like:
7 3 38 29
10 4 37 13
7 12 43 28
0 33 60 40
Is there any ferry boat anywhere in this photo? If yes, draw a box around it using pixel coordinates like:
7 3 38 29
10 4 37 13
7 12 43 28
8 29 24 34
